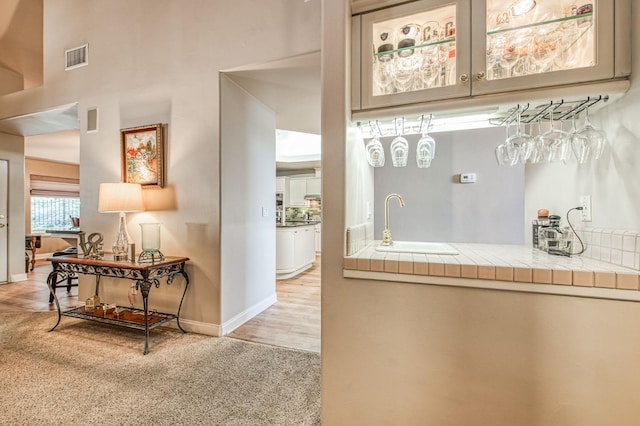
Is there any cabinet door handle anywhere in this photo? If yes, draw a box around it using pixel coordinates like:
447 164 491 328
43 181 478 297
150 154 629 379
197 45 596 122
459 74 469 82
474 71 486 81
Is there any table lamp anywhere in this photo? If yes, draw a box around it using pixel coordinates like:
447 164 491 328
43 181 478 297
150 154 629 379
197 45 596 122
98 182 144 261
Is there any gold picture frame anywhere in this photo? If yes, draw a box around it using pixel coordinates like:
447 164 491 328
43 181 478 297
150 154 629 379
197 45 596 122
121 124 164 188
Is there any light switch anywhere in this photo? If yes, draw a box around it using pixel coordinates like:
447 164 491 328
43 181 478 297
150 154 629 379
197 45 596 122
262 207 268 217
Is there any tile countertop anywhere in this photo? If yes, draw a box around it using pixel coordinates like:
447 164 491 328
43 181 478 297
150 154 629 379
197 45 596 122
343 242 640 302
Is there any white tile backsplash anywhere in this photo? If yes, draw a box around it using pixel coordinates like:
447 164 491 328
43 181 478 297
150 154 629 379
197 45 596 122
578 227 640 272
611 249 623 265
623 232 637 251
623 251 635 269
612 231 624 250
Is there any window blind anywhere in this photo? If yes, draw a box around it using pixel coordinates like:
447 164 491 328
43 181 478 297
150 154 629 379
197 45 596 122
30 175 80 198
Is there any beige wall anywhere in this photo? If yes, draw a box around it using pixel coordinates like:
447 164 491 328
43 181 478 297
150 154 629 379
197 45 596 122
323 1 640 425
0 0 43 91
0 0 320 332
220 75 277 329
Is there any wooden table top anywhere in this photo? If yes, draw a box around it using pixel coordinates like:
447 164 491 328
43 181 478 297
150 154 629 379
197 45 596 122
47 255 189 270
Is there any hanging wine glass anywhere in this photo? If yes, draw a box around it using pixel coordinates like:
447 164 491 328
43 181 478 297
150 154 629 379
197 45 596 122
416 116 436 168
577 106 608 160
569 114 590 164
506 109 534 165
416 134 435 168
495 118 519 166
540 107 569 163
365 137 385 167
527 119 545 164
390 136 409 167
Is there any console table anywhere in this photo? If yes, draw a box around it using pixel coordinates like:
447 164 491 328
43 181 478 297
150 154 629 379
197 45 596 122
47 255 190 354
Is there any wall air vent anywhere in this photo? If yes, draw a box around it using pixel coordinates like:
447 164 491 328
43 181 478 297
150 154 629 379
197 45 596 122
65 44 88 70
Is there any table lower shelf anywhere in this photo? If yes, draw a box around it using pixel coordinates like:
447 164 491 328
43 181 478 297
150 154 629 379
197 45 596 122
62 306 177 331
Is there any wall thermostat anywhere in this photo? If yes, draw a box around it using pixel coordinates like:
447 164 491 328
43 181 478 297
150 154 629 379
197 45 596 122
460 173 477 183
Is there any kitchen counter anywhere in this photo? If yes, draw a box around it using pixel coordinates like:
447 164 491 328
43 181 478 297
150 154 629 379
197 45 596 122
344 241 640 302
277 221 320 227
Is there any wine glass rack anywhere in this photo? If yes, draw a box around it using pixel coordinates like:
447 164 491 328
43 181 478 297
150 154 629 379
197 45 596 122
490 95 610 126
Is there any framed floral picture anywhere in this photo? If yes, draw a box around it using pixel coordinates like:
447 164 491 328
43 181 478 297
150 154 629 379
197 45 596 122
121 124 164 188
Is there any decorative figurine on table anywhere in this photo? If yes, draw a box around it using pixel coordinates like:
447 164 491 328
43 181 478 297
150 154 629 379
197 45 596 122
78 231 104 259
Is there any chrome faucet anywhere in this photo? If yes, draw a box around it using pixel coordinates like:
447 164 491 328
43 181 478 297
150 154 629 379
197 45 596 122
381 193 405 246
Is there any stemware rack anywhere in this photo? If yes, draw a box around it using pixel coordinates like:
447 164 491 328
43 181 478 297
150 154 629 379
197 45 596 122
489 95 610 127
358 114 434 139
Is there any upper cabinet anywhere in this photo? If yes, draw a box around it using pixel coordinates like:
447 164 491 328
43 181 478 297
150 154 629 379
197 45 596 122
352 0 630 112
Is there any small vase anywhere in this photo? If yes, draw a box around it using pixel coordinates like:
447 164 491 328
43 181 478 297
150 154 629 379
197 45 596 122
138 223 164 263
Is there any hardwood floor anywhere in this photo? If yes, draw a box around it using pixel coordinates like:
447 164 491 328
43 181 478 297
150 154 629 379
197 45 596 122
0 261 79 313
229 256 321 353
0 257 321 353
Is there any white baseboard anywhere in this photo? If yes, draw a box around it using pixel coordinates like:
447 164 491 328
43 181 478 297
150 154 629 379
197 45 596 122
36 252 54 260
163 318 222 336
162 294 276 337
11 273 28 282
220 293 278 335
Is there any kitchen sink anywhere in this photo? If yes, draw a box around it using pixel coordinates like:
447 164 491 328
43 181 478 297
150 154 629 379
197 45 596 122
375 241 458 255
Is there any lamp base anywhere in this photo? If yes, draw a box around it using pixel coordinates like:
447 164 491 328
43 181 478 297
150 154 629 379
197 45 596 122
113 253 128 261
138 249 164 263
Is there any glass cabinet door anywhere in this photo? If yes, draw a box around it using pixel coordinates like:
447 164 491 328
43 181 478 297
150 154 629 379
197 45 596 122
472 0 615 95
360 0 471 110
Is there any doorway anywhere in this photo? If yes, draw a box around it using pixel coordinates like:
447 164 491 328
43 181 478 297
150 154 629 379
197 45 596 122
220 52 322 352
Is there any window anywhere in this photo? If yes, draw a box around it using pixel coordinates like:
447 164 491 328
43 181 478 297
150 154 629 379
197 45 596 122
29 175 80 233
31 197 80 232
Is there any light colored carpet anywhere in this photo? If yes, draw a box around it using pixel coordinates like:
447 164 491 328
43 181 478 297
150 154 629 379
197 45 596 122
0 312 320 425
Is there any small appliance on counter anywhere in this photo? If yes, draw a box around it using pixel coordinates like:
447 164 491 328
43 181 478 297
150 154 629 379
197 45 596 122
533 209 574 256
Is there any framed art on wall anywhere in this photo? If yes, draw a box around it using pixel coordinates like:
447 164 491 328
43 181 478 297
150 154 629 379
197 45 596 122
121 124 164 188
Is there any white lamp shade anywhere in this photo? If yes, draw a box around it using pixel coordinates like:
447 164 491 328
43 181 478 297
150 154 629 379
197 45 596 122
98 182 144 213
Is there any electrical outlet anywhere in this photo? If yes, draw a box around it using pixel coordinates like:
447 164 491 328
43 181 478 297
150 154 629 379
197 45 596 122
580 195 592 221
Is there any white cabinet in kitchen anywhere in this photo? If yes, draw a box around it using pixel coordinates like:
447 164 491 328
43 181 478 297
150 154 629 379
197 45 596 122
353 0 629 112
276 177 288 193
276 225 316 279
276 229 296 272
307 177 321 196
288 178 307 207
315 223 322 253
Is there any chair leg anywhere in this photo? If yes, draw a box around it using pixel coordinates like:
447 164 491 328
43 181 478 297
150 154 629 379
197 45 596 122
49 273 57 304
